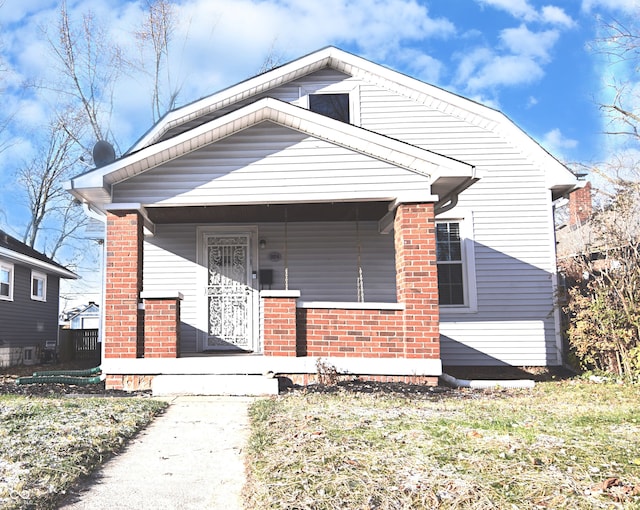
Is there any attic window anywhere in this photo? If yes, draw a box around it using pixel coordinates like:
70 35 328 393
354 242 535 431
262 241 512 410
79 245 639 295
309 93 350 123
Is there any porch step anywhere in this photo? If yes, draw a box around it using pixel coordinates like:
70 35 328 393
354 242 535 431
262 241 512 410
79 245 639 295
151 374 279 397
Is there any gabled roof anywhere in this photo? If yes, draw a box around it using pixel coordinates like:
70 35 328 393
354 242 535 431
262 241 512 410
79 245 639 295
126 46 576 197
0 229 77 279
66 97 477 209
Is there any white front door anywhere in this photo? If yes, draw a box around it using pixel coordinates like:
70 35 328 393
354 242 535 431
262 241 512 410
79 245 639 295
203 232 257 351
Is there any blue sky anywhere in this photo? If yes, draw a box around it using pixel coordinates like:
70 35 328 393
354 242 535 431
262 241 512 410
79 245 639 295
1 0 636 167
0 0 638 304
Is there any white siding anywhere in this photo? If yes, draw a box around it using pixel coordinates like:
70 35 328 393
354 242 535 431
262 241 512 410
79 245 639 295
141 69 562 366
256 221 396 302
143 221 396 354
113 123 429 205
356 82 560 366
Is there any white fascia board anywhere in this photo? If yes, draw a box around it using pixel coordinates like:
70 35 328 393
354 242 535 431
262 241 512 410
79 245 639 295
0 248 77 279
129 48 336 152
70 98 475 211
327 48 577 190
127 45 574 190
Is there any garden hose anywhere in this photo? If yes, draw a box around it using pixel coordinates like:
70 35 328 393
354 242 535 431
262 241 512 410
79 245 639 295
32 366 102 377
16 375 103 385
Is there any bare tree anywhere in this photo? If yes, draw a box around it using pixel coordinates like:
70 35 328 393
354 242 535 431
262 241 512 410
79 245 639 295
17 109 88 259
44 0 122 153
561 11 640 379
256 39 286 74
592 13 640 146
135 0 181 122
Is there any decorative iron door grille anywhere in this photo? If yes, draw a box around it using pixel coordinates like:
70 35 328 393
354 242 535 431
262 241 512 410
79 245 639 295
205 234 253 350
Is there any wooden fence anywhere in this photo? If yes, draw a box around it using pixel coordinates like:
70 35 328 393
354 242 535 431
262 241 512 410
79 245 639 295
59 328 100 363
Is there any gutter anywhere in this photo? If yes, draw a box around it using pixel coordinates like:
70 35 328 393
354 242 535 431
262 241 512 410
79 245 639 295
440 372 535 389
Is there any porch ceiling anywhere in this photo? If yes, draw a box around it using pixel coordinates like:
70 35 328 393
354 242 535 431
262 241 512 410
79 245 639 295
145 201 391 224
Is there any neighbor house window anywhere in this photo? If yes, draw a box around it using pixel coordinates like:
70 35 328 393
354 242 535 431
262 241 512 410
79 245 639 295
436 222 464 305
0 263 13 300
309 93 350 123
31 271 47 301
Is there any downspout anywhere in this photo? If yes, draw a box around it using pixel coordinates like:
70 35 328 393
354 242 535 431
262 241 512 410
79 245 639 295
440 372 535 389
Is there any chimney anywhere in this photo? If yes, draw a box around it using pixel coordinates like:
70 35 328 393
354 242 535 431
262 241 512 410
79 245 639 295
569 181 592 226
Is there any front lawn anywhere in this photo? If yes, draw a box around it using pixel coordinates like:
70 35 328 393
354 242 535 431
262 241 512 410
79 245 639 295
245 379 640 509
0 395 166 509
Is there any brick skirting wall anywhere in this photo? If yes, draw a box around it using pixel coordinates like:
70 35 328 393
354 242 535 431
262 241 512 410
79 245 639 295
143 297 181 358
262 296 298 356
296 308 407 357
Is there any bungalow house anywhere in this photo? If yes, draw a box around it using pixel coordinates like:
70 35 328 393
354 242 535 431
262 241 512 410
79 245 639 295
65 47 578 392
0 229 77 366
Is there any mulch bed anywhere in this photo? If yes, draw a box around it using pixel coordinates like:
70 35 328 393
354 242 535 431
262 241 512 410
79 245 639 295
1 361 577 398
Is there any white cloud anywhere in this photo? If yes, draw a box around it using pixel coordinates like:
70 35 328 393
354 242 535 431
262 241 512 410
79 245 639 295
500 25 559 61
541 128 579 155
582 0 639 13
476 0 576 27
540 6 576 28
396 50 445 84
476 0 538 21
454 24 563 92
467 55 545 91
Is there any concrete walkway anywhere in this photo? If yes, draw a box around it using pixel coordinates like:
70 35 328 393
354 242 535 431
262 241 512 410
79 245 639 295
58 396 254 510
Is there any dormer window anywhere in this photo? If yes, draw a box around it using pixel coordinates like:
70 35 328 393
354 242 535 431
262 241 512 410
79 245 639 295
309 93 350 123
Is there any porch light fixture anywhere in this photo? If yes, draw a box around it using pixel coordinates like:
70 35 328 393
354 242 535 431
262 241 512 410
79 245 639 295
259 239 267 249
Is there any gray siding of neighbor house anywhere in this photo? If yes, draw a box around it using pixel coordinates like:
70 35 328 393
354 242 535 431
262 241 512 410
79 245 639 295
0 261 61 349
143 221 396 354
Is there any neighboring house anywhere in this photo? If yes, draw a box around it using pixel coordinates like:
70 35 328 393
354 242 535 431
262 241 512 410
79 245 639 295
557 181 640 274
0 229 77 367
61 302 100 330
65 47 578 391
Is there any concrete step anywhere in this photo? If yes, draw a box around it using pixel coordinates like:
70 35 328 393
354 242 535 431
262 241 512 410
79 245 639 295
152 374 279 397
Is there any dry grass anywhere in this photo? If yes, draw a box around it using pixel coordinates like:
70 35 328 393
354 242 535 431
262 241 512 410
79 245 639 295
245 379 640 509
0 395 167 509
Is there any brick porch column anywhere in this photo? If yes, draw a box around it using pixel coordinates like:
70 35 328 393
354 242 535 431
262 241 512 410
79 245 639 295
104 210 143 358
394 203 439 359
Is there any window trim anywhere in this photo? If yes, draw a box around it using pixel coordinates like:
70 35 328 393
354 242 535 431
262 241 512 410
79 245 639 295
0 262 13 301
299 84 361 125
435 210 477 314
31 270 47 302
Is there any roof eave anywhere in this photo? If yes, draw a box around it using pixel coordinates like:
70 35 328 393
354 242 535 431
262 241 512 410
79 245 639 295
0 247 78 279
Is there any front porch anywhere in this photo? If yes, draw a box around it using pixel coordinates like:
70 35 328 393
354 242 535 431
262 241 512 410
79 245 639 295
102 201 442 392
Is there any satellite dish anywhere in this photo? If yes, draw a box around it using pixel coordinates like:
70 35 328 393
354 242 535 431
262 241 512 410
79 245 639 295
92 140 116 168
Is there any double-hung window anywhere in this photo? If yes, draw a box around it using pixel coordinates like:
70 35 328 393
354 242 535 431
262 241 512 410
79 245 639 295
436 222 464 305
436 214 477 312
31 271 47 301
0 263 13 300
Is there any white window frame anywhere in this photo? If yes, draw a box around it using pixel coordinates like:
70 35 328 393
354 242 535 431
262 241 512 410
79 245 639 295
0 262 13 301
299 83 361 125
435 209 477 314
31 270 47 302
